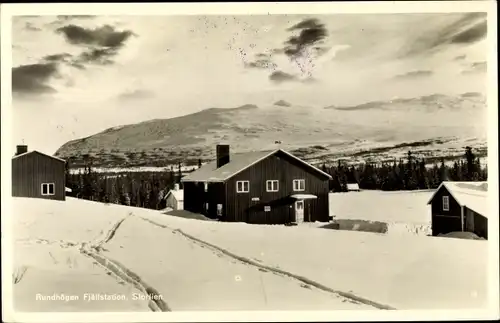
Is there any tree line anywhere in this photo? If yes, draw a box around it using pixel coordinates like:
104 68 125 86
65 162 185 210
321 147 487 192
66 146 487 210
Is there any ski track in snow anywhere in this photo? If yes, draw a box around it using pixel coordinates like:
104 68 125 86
81 213 171 311
18 211 374 311
138 216 396 310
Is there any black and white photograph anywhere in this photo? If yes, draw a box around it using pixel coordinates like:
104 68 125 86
1 1 498 322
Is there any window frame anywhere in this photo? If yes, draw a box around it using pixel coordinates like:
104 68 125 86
41 183 55 196
266 180 279 192
293 179 305 192
236 180 250 193
442 195 450 211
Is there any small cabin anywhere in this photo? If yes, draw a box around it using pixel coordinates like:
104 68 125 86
12 145 67 201
427 181 488 239
347 183 360 192
164 184 184 210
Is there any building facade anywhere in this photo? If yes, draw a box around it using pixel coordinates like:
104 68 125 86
12 145 67 201
182 145 332 224
427 181 488 239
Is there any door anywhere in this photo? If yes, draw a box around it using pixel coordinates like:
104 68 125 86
295 200 304 223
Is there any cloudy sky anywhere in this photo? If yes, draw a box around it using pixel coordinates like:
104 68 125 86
8 11 488 154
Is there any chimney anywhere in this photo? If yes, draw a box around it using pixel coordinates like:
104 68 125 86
174 184 180 191
16 145 28 156
216 144 230 168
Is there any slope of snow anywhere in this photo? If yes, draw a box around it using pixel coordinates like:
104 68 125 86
9 195 491 313
329 190 433 235
103 216 372 311
142 212 488 310
12 198 150 312
11 197 370 312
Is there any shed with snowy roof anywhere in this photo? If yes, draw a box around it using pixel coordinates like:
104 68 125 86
12 145 67 201
427 181 488 239
181 144 332 224
164 184 184 210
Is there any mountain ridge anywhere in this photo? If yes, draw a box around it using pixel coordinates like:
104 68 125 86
55 92 487 168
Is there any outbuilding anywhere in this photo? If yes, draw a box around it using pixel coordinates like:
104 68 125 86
347 183 360 192
427 181 488 239
12 145 67 201
164 184 184 210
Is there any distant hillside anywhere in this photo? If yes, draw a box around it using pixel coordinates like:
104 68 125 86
55 93 488 168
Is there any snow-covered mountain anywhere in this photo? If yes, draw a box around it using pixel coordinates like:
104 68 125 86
55 92 487 168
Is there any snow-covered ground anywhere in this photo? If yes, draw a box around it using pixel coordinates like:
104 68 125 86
8 195 491 313
329 190 433 235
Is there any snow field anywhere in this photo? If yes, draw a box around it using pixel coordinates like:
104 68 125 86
329 190 433 236
103 215 373 311
11 195 489 312
13 243 150 312
140 210 488 310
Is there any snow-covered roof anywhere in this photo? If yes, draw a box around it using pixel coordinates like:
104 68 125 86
165 189 184 201
347 183 360 190
12 150 66 163
427 181 488 217
181 149 332 182
290 194 317 200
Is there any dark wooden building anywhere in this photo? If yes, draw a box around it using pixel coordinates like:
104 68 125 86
12 145 67 201
181 145 332 224
427 181 488 239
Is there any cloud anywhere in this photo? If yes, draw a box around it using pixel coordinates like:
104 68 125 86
274 100 292 107
25 22 41 31
118 89 154 101
57 15 96 20
462 61 487 74
283 18 328 58
55 24 133 48
269 70 298 83
244 58 278 70
74 47 117 65
255 53 270 59
454 54 467 60
12 63 58 94
393 70 434 80
301 76 318 84
43 53 72 63
449 20 487 44
401 13 486 57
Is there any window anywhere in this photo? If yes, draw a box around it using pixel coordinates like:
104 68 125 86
264 206 271 212
217 204 223 216
205 203 209 211
236 181 249 193
204 182 208 192
293 179 305 192
442 196 450 211
266 180 279 192
41 183 55 196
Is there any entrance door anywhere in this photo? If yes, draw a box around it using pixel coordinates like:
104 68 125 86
295 200 304 223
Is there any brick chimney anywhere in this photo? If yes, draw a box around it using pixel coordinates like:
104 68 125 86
15 145 28 156
216 144 230 168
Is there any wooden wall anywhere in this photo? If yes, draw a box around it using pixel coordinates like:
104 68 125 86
12 152 66 201
465 208 488 239
431 186 463 236
183 181 205 214
225 150 330 224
